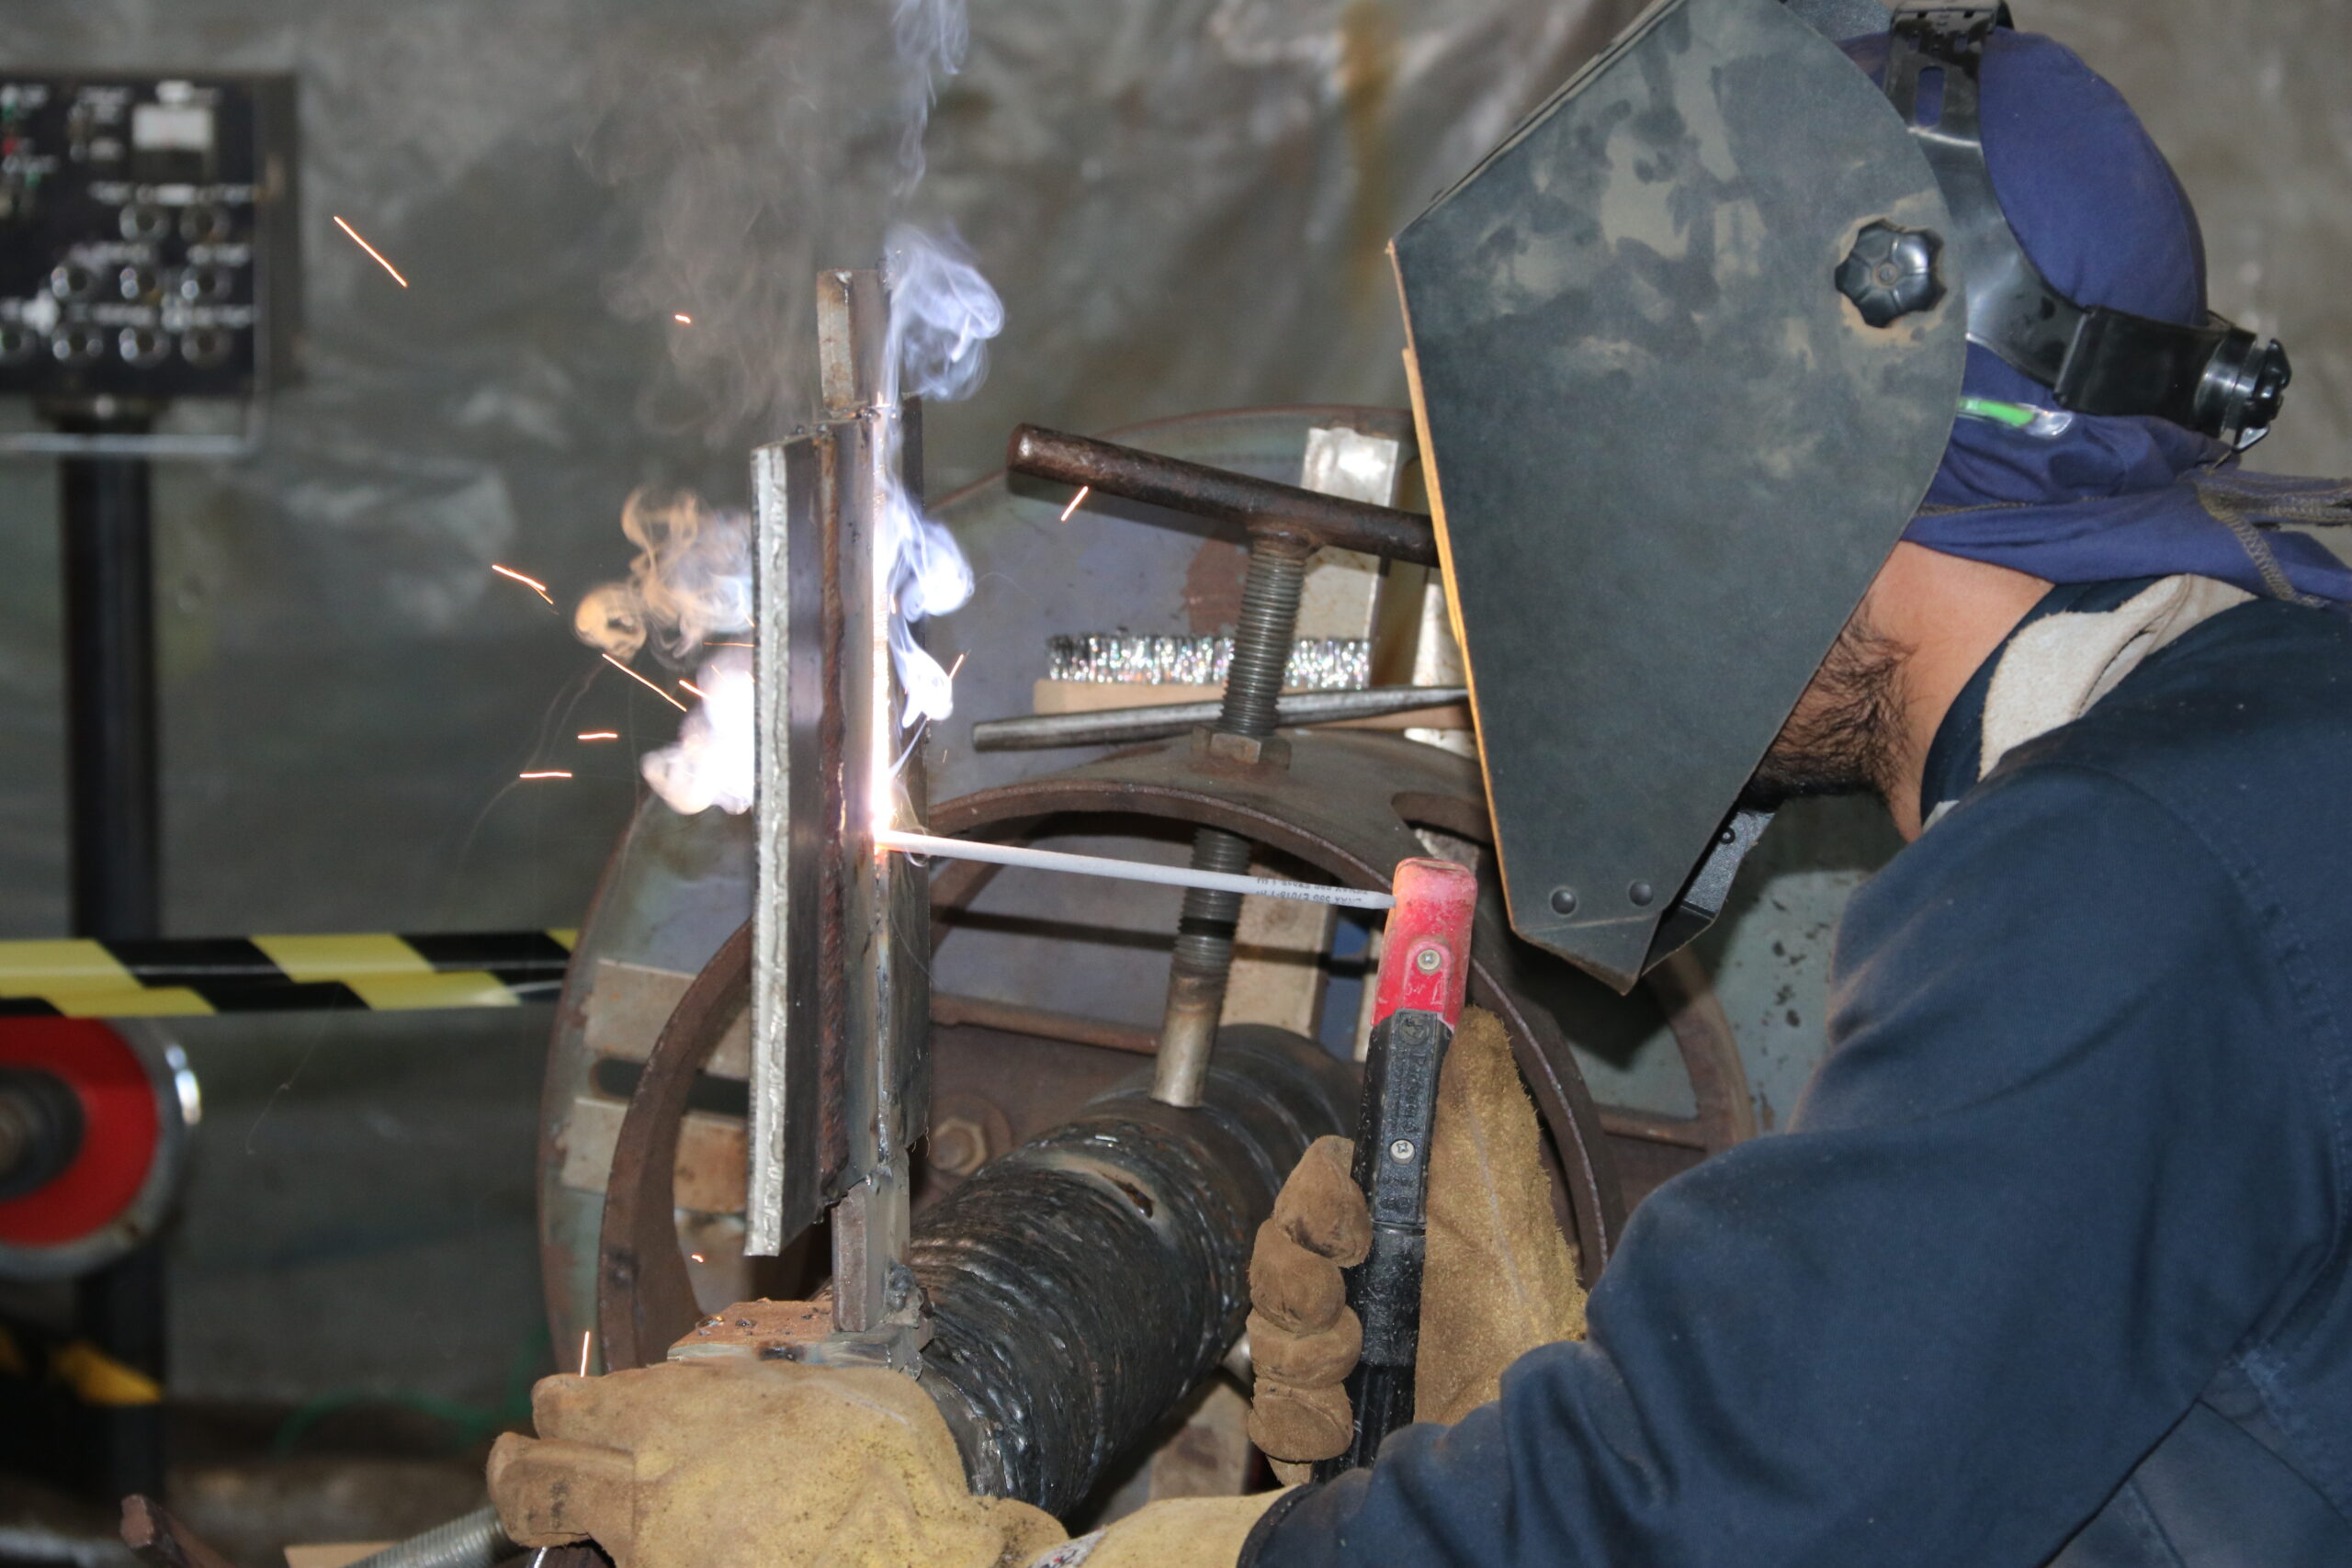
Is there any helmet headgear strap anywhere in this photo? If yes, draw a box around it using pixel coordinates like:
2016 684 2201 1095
1875 3 2290 444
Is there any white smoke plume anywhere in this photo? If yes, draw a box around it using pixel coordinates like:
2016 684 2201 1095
572 490 752 664
891 0 969 192
638 647 755 816
594 0 999 814
879 221 1001 726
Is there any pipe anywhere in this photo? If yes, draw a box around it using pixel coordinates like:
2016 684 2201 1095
903 1025 1354 1514
970 685 1470 751
1006 425 1439 567
342 1506 514 1568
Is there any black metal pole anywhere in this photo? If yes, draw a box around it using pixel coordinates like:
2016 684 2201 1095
56 422 168 1503
60 446 163 940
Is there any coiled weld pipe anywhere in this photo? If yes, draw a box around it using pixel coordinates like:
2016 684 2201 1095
845 1025 1354 1516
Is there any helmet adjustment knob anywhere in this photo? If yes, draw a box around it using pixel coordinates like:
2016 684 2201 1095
1837 221 1946 328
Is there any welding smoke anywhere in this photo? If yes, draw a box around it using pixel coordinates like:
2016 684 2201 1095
639 646 754 815
591 0 997 812
879 221 1000 727
891 0 968 192
572 490 752 664
571 490 756 818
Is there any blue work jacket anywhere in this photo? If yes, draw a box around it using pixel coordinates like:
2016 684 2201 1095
1250 585 2352 1566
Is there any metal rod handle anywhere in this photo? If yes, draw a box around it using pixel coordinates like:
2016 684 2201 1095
1006 424 1439 567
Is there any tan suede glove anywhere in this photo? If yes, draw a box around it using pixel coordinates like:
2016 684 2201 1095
488 1358 1065 1568
1016 1495 1284 1568
1244 1007 1588 1471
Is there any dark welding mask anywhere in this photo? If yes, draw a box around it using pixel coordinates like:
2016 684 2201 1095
1391 0 2294 992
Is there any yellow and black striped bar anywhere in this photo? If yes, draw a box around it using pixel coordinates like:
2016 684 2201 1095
0 931 576 1017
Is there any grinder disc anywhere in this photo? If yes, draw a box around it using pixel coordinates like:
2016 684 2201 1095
0 1019 194 1280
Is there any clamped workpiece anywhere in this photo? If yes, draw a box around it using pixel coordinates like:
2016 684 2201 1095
1315 856 1478 1478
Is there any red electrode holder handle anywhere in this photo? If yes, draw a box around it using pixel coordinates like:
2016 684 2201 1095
1367 857 1477 1032
1313 855 1481 1481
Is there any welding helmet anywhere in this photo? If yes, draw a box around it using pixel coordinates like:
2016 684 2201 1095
1392 0 2294 991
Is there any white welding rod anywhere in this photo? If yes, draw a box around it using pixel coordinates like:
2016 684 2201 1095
874 829 1397 910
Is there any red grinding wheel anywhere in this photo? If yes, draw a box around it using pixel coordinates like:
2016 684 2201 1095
0 1019 189 1279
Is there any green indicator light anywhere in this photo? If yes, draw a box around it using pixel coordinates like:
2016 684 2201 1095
1958 396 2037 429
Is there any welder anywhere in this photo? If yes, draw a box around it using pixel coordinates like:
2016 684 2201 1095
483 5 2352 1565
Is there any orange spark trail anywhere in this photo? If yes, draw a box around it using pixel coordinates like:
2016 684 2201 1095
576 731 618 741
492 563 554 604
333 216 410 287
519 771 572 780
579 1330 594 1376
673 312 694 324
678 679 708 700
602 653 688 711
1058 485 1091 523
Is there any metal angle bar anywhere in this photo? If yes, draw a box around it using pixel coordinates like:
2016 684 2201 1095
971 685 1470 751
875 829 1396 911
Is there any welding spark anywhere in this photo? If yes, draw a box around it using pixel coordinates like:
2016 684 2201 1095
602 652 689 712
491 563 555 605
689 1253 706 1263
579 1329 594 1377
888 653 967 779
519 770 573 781
1058 485 1092 524
673 312 693 324
678 679 708 700
577 730 619 741
332 216 410 287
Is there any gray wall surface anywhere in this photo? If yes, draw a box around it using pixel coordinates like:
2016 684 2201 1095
0 0 2341 1404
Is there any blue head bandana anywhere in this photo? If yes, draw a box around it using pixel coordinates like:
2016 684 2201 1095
1842 29 2352 604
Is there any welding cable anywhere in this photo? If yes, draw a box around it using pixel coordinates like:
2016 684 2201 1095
0 931 575 1018
340 1506 516 1568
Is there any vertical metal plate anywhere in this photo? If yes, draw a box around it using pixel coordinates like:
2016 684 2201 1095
1393 0 1964 990
748 434 832 1254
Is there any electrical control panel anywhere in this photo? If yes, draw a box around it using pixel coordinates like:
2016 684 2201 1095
0 73 299 406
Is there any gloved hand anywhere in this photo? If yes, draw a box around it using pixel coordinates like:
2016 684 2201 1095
1244 1006 1587 1472
488 1356 1063 1568
490 1354 1285 1568
1016 1495 1283 1568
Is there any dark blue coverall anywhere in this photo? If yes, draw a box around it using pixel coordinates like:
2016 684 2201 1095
1249 582 2352 1566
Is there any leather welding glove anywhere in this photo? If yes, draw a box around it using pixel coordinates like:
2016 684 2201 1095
1244 1006 1588 1472
1014 1494 1286 1568
488 1357 1065 1568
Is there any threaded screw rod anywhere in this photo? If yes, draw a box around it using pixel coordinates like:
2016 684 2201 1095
1152 535 1309 1106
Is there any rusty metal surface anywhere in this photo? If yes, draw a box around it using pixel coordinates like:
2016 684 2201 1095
1006 424 1438 567
929 992 1157 1055
121 1496 239 1568
599 920 751 1372
536 799 752 1371
1646 950 1757 1149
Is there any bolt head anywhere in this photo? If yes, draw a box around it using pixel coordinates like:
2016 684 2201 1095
1413 946 1442 974
1549 886 1578 916
1628 881 1655 908
1387 1138 1416 1162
